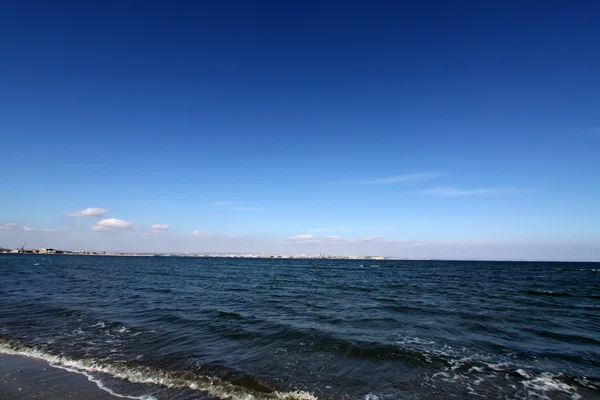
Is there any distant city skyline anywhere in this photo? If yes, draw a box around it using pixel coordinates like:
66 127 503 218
1 1 599 261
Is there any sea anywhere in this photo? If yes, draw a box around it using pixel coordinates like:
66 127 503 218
0 255 598 400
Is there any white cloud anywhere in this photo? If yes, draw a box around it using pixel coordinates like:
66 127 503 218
419 187 517 197
209 202 235 206
150 224 169 233
324 235 385 243
286 234 386 244
324 235 344 242
23 227 57 232
355 235 384 242
0 222 18 230
190 230 202 237
92 218 138 232
353 172 443 185
67 207 108 218
286 234 318 243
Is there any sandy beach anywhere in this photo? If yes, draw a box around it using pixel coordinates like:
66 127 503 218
0 353 120 399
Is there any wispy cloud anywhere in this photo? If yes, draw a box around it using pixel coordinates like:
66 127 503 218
323 235 385 243
208 201 236 206
66 207 108 218
287 234 387 244
286 234 319 243
92 218 139 232
418 187 527 197
190 230 202 237
0 222 19 230
232 206 263 211
354 235 385 243
23 227 57 232
350 172 443 185
150 224 169 234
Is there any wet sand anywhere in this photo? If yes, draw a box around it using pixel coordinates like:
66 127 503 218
0 353 119 399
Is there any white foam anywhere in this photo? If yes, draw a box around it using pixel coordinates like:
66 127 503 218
520 372 582 400
0 342 318 400
467 366 484 373
487 362 509 371
50 363 156 400
515 369 530 378
397 336 435 346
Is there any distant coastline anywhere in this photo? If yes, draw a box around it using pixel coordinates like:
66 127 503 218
0 248 419 260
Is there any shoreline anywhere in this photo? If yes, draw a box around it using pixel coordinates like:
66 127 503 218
0 353 143 399
0 252 396 260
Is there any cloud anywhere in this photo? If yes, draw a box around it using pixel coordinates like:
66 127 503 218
22 227 57 232
92 218 138 232
150 224 169 234
324 235 344 242
67 207 108 218
209 202 235 206
0 222 18 230
190 230 202 237
286 234 319 243
352 172 443 185
418 187 521 197
355 235 385 242
231 206 262 211
324 235 385 243
286 234 386 244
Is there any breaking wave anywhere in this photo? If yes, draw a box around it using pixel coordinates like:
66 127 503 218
0 339 317 400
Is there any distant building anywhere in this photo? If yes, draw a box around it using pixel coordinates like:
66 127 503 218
39 248 57 254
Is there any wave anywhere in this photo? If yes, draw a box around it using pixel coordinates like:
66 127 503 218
524 328 600 346
51 363 155 400
0 339 317 400
523 290 599 300
517 370 584 400
430 360 592 400
524 290 572 297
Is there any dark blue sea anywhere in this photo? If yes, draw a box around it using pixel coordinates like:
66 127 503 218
0 255 599 399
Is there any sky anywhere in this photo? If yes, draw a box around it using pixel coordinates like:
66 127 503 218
1 1 599 260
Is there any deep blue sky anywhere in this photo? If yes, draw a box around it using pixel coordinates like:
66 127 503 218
1 1 599 259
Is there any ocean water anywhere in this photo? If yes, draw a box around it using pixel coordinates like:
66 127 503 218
0 255 598 400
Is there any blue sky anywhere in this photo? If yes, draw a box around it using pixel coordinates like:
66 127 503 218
1 1 599 260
